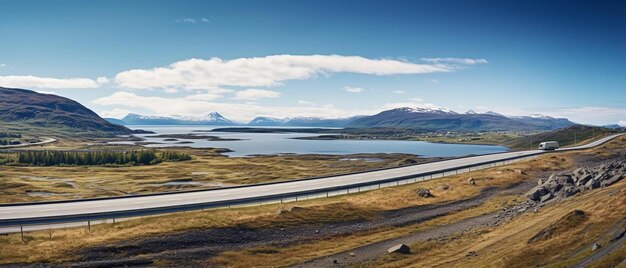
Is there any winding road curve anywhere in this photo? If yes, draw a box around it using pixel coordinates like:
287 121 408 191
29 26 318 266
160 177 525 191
0 134 622 233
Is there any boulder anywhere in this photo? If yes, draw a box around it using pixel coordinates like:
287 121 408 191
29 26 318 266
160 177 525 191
584 178 600 190
544 180 563 193
556 175 574 185
557 185 580 198
572 167 584 175
540 192 553 203
593 173 609 182
526 186 549 201
592 243 601 251
467 178 476 186
416 188 433 198
387 244 411 254
537 178 545 185
576 174 592 186
600 174 624 187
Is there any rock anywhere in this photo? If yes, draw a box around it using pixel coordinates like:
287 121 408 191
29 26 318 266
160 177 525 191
467 178 476 186
556 175 574 185
416 188 433 198
540 192 553 203
573 167 584 175
558 185 580 198
577 174 592 186
349 252 356 257
526 186 549 201
600 174 624 187
436 184 451 191
537 178 545 185
514 169 525 175
592 243 601 251
544 180 563 193
333 259 338 264
584 178 600 190
572 210 585 217
387 244 411 254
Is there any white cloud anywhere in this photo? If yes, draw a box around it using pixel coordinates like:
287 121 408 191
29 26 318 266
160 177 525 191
96 76 110 85
408 97 423 102
114 54 484 90
298 100 315 106
382 100 445 111
619 120 626 127
175 18 196 23
343 86 364 93
184 93 222 101
0 64 7 68
92 91 367 122
393 90 405 94
99 108 131 119
201 18 210 23
233 89 281 100
421 57 489 65
0 75 100 89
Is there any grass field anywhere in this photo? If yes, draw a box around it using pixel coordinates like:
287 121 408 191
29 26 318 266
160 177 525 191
2 136 622 265
0 147 427 203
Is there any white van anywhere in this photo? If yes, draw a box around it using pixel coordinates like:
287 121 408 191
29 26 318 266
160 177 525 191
538 141 559 150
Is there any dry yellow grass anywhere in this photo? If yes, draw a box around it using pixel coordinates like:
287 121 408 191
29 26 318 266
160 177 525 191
0 136 622 265
0 149 423 203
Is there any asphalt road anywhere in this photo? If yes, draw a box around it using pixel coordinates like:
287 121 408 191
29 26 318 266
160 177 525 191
0 134 622 232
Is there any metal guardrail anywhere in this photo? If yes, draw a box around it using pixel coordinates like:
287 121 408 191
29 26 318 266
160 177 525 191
0 152 542 229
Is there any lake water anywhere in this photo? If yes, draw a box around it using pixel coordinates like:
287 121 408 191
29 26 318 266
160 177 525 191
112 125 509 157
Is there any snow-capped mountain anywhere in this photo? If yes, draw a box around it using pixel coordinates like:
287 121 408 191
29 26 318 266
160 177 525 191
393 107 458 114
348 107 575 131
247 116 288 126
121 112 235 125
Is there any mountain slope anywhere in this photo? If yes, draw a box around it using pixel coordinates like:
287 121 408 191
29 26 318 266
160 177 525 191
247 117 287 126
0 87 132 136
122 112 235 125
348 107 575 131
505 125 621 150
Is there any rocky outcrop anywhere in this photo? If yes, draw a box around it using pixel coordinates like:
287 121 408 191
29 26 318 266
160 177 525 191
526 161 624 203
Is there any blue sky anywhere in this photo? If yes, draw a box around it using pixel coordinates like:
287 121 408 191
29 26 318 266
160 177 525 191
0 0 625 125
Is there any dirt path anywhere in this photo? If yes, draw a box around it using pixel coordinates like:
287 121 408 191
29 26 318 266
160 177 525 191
571 219 626 268
293 212 497 267
59 182 533 267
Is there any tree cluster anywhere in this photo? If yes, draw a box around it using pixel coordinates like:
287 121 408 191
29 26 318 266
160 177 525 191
15 150 191 166
0 133 21 138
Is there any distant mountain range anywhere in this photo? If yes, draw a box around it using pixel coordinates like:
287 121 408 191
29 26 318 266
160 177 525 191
0 87 132 136
347 107 575 131
106 107 576 132
112 113 362 128
118 112 233 125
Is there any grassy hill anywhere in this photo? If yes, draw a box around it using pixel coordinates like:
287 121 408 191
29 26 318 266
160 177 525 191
506 125 623 150
0 87 132 137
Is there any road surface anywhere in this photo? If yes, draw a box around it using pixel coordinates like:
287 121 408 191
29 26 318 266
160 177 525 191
0 137 57 149
0 134 622 232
